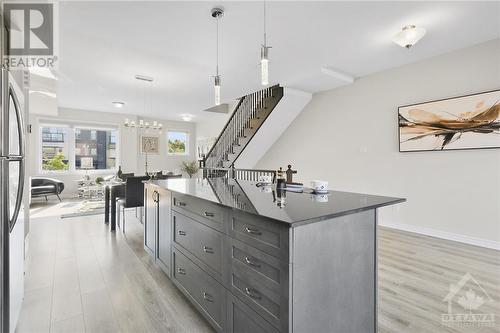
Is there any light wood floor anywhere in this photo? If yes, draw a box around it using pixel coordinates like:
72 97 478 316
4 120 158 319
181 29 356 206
378 228 499 333
16 203 500 333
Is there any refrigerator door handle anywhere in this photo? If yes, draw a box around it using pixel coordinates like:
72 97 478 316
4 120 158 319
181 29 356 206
8 158 24 233
9 84 25 157
7 84 25 232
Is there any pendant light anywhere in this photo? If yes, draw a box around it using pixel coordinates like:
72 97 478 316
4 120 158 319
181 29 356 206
260 1 271 86
212 8 224 105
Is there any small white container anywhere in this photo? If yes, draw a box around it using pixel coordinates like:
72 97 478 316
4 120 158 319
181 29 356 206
311 180 328 193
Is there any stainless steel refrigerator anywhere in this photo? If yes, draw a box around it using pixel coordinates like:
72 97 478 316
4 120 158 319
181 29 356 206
0 12 26 333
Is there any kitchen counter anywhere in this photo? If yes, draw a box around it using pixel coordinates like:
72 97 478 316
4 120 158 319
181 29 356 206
145 177 405 227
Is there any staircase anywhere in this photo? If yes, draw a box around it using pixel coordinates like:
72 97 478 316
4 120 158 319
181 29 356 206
204 85 284 168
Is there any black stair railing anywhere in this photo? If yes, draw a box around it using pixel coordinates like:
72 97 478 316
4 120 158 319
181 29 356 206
204 84 283 168
203 167 276 183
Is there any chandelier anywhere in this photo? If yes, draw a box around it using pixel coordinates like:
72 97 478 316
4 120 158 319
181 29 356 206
124 119 163 130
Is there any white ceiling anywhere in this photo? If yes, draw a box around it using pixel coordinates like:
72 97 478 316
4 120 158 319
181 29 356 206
55 1 500 123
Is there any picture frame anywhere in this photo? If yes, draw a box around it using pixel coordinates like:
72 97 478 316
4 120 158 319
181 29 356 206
398 89 500 152
140 135 159 154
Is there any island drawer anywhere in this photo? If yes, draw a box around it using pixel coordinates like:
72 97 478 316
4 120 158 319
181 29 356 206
173 211 223 275
172 193 224 231
228 210 289 261
227 293 280 333
225 238 288 296
229 270 286 332
172 248 225 331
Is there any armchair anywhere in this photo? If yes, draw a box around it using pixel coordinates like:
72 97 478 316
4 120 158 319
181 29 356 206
31 177 65 201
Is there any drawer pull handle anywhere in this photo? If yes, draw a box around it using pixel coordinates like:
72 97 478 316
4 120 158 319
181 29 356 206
204 212 214 217
203 246 214 254
203 292 214 302
245 227 262 235
245 287 261 300
177 201 187 207
178 230 187 236
177 268 186 275
244 257 261 268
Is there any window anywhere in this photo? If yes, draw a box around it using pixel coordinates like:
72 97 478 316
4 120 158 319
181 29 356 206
75 128 117 170
39 123 118 173
168 130 189 155
41 127 70 171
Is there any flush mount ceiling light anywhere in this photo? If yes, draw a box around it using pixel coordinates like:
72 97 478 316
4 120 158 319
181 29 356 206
392 25 426 49
180 114 193 122
212 7 224 106
112 101 125 108
260 1 271 86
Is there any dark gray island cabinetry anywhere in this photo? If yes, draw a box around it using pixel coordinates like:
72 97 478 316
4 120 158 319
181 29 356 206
143 185 172 275
143 178 404 333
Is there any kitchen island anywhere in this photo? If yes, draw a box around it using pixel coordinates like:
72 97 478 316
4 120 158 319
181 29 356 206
143 177 404 333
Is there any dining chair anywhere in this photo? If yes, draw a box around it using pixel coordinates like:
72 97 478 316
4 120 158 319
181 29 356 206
116 175 149 233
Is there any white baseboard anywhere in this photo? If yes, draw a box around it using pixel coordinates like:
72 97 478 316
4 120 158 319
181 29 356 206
379 221 500 251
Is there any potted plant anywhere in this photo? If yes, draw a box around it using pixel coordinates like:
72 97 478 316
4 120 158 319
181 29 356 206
95 176 104 185
180 161 199 178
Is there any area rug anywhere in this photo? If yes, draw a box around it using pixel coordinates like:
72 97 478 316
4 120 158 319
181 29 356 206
60 200 105 219
30 199 105 219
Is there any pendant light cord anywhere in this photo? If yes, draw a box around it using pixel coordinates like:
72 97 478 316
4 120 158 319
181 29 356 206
216 15 219 76
143 82 146 119
263 0 267 46
149 80 152 114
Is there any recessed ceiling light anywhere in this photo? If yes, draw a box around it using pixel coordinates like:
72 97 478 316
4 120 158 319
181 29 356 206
112 101 125 108
392 25 426 49
181 114 193 122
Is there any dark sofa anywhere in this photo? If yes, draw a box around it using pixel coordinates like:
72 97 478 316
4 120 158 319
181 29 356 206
31 177 65 201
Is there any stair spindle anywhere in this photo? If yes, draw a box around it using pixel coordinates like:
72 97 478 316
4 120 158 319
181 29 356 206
252 92 255 120
253 92 256 120
256 91 259 118
257 90 260 117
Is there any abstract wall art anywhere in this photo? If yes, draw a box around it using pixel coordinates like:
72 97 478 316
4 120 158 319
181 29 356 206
398 90 500 152
140 135 160 154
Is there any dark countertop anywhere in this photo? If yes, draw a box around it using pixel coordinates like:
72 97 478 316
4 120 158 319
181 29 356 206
146 178 405 227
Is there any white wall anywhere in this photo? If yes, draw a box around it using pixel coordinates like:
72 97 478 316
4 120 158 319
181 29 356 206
256 39 500 247
28 108 196 197
196 112 231 141
136 116 196 175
